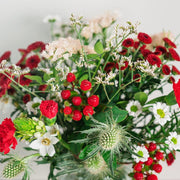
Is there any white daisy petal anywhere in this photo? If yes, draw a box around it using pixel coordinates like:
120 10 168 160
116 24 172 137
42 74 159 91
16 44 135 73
29 140 41 150
47 145 55 157
40 146 47 156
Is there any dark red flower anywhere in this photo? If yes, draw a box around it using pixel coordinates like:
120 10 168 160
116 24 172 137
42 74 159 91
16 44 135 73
0 86 7 98
141 49 152 58
27 41 46 52
119 49 127 55
72 96 82 106
134 41 140 49
162 64 171 75
146 54 162 67
0 118 17 154
0 73 12 88
26 55 41 69
18 49 30 55
66 73 76 82
105 62 115 73
173 79 180 107
116 61 129 70
7 87 16 95
172 65 180 75
147 174 158 180
133 74 141 82
87 95 99 107
23 94 31 104
169 76 175 83
163 37 176 48
72 110 82 121
61 90 71 100
155 46 167 54
0 51 11 63
166 152 175 166
83 105 94 116
63 106 72 115
122 38 134 47
40 100 58 119
80 80 92 91
169 48 180 61
134 172 143 180
19 74 32 86
39 84 47 92
153 51 162 56
138 32 152 44
16 54 27 67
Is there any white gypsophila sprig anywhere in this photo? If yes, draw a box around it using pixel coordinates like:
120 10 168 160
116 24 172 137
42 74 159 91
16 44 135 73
134 60 156 76
126 100 142 118
151 102 171 126
165 132 180 150
26 97 42 115
29 132 59 157
43 15 61 24
132 145 149 163
38 68 53 75
47 78 56 84
50 84 60 92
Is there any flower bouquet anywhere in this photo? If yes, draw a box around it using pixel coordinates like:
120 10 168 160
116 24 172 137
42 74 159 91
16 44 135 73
1 13 180 180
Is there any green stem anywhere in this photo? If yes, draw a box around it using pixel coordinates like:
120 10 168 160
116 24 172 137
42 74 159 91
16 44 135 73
50 22 55 41
21 153 40 162
103 84 110 101
59 138 71 151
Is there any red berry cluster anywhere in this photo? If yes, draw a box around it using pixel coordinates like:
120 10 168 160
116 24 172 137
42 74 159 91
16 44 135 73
132 142 164 180
62 73 99 121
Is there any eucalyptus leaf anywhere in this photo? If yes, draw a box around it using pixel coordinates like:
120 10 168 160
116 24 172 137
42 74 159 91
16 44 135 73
94 40 104 54
24 75 42 84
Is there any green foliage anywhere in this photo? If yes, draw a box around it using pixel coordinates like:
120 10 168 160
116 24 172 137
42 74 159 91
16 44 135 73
94 40 104 54
134 92 148 105
165 91 177 105
24 75 42 84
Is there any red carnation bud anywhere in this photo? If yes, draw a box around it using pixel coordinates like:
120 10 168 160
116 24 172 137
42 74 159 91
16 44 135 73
145 157 153 166
67 73 76 82
61 90 71 100
147 174 158 180
134 41 140 49
72 110 82 121
133 74 141 82
83 105 94 116
172 65 180 75
105 62 115 73
63 106 72 115
72 96 82 106
155 46 167 54
138 32 152 44
152 164 162 173
155 151 164 161
166 152 176 166
39 84 47 92
27 41 46 52
169 48 180 61
134 172 143 180
40 100 58 119
163 37 176 48
0 51 11 63
148 142 156 152
134 162 142 172
80 80 92 91
23 94 31 104
119 49 127 55
169 76 175 83
87 95 99 107
122 38 134 47
162 64 171 75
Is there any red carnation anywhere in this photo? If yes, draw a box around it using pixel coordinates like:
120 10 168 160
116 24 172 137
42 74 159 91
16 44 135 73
0 51 11 63
119 49 127 55
173 79 180 107
122 38 134 47
26 55 41 69
155 46 167 54
116 61 129 70
166 152 175 166
141 49 152 58
133 74 141 82
40 100 58 119
138 32 152 44
80 80 92 91
134 41 140 49
146 54 162 67
63 106 72 115
23 94 31 104
87 95 99 107
72 110 82 121
83 105 94 116
0 118 17 154
66 73 76 82
0 73 12 88
72 96 82 106
169 76 175 83
162 64 171 75
172 65 180 75
169 48 180 61
7 87 16 96
61 90 71 100
16 54 27 67
27 41 46 52
39 84 47 92
105 62 115 73
19 74 32 86
18 48 30 55
147 174 158 180
0 86 7 98
163 37 176 48
153 51 162 56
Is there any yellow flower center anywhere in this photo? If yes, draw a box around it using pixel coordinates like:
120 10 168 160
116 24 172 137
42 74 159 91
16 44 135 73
41 138 51 146
130 105 138 112
157 109 165 118
171 137 177 145
137 150 143 157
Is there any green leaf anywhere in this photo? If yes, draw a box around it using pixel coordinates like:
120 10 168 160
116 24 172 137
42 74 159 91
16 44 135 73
87 54 100 60
147 95 165 104
43 73 51 81
165 91 177 105
134 92 148 105
94 40 104 54
112 106 128 123
24 75 42 84
79 74 89 84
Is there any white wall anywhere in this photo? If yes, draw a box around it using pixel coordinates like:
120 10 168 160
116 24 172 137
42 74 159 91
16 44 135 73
0 0 180 179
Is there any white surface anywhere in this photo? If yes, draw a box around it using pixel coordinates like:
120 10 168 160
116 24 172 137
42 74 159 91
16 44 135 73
1 0 180 179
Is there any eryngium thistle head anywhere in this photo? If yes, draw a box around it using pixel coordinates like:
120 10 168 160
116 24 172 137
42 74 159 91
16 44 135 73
3 160 25 179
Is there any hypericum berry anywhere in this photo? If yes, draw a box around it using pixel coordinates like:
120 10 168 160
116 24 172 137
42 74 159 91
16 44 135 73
66 73 76 82
87 95 99 107
147 174 158 180
148 142 156 152
134 172 143 180
134 162 142 172
72 96 82 106
145 157 153 166
155 151 164 160
83 105 94 116
80 80 92 91
152 164 162 173
166 152 175 166
72 110 82 121
61 90 71 100
63 106 72 115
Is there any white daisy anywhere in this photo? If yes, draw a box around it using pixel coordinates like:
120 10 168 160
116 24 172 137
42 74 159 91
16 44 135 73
151 102 171 126
165 132 180 150
132 146 149 163
29 132 59 157
126 100 142 117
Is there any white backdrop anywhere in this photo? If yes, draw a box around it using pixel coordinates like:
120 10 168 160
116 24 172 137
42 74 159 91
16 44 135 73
0 0 180 179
